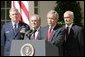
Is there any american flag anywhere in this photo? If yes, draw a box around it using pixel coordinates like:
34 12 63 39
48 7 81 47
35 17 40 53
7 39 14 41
11 1 30 25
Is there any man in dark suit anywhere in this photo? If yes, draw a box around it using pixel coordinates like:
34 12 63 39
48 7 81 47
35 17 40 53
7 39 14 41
42 10 63 42
61 11 84 56
42 10 66 56
24 14 43 40
42 10 65 48
1 8 30 56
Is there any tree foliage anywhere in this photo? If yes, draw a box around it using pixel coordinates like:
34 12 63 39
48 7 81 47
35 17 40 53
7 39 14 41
55 1 82 26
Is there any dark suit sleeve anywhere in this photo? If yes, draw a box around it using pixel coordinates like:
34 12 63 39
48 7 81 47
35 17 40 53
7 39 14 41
52 28 65 56
24 31 30 40
19 22 30 40
25 24 30 31
20 22 30 31
24 30 33 40
78 28 84 56
22 22 30 31
52 28 65 47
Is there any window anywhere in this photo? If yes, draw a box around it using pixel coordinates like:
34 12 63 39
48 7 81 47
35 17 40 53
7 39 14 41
34 1 38 14
1 1 11 27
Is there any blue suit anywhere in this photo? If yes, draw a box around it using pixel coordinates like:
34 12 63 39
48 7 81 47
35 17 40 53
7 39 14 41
1 22 30 56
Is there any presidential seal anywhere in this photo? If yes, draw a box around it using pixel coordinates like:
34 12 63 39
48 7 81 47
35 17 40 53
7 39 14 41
20 43 34 56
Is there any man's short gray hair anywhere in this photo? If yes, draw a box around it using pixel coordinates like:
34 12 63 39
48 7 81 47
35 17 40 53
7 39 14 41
30 14 41 20
9 8 18 14
47 10 59 19
64 11 74 19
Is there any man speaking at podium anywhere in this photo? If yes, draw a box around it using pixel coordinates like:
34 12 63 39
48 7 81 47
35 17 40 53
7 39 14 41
1 8 30 56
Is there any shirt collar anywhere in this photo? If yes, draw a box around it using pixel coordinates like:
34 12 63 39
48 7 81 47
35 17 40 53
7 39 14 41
65 23 73 28
12 21 19 28
36 26 40 31
49 24 56 29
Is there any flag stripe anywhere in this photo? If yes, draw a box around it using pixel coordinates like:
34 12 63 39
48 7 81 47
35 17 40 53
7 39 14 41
21 1 29 19
12 1 22 21
21 9 30 25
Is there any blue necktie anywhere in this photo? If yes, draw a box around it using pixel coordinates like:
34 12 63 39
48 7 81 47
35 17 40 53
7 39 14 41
14 24 18 32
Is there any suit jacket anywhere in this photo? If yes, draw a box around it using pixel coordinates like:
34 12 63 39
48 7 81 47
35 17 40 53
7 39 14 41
24 27 44 40
42 24 66 56
1 21 30 56
42 24 63 43
61 24 84 56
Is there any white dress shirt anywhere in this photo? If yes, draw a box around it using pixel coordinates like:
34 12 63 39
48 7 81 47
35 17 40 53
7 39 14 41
65 23 73 34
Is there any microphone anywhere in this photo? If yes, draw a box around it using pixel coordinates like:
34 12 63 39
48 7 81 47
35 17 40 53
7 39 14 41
20 26 26 39
26 29 36 39
31 30 36 34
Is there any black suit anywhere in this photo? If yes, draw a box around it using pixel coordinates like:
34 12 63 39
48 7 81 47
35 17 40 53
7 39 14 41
62 24 84 56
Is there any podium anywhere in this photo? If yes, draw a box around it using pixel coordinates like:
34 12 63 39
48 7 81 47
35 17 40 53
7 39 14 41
10 40 59 56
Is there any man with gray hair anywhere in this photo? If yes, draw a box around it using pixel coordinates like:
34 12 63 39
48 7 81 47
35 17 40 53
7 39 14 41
41 10 66 56
61 10 84 56
1 8 30 56
43 10 61 40
24 14 43 40
42 9 65 46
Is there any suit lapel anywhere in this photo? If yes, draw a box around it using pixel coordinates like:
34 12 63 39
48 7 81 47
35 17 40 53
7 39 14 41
50 30 56 41
50 24 60 41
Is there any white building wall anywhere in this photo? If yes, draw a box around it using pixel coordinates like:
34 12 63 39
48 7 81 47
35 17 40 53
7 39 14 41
38 1 56 26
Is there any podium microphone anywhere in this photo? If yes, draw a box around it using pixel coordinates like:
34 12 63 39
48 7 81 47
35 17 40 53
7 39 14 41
26 29 36 39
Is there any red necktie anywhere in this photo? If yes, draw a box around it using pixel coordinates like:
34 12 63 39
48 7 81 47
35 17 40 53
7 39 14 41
47 27 53 41
31 30 36 40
